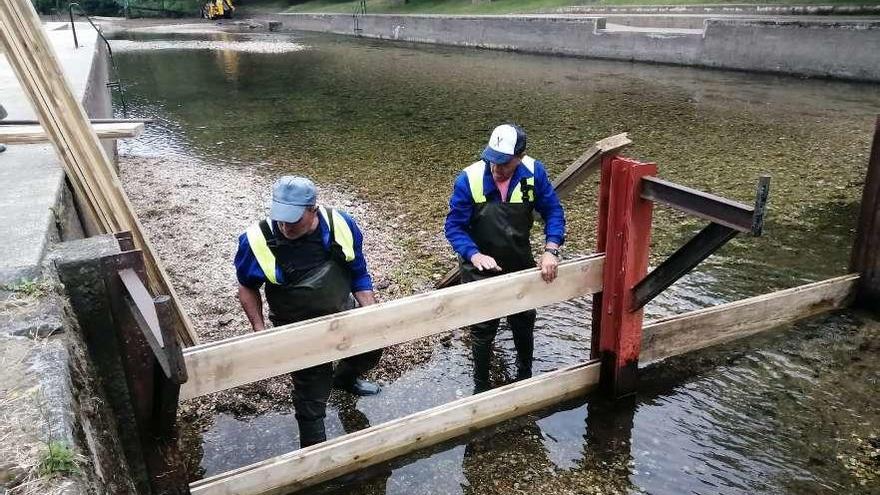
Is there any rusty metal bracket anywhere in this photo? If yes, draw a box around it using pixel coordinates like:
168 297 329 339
632 175 770 310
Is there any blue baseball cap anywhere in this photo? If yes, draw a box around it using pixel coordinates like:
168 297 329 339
269 176 317 223
481 124 527 164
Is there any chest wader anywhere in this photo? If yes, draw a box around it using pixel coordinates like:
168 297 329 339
459 160 539 392
246 208 357 447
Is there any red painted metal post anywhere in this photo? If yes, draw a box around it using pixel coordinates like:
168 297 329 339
590 155 615 360
597 156 656 397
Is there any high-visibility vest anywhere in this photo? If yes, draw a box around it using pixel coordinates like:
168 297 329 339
464 156 536 204
245 206 355 285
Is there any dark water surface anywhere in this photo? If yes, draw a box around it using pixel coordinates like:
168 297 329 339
112 30 879 494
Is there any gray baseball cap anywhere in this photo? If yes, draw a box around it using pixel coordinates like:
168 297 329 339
269 176 317 223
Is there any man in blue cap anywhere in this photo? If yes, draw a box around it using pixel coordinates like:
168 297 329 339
235 176 382 448
445 124 565 393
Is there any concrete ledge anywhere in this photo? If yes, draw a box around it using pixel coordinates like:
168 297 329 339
0 23 113 285
272 13 880 82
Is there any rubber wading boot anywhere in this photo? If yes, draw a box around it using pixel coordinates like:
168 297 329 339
298 419 327 448
335 377 381 396
472 341 492 394
0 144 6 153
512 324 534 381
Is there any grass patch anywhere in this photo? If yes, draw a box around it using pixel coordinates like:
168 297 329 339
37 442 79 477
1 278 52 299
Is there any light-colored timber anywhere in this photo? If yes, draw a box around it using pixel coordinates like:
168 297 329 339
640 273 859 364
0 122 144 143
552 132 632 197
434 133 631 289
190 360 601 495
180 254 605 400
0 0 197 345
192 274 858 495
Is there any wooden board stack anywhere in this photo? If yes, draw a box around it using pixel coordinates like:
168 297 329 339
0 0 198 345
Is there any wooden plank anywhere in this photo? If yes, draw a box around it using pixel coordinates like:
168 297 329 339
190 360 601 495
0 122 144 143
0 0 197 345
640 274 859 364
850 116 880 308
435 133 631 289
180 255 605 400
552 132 632 197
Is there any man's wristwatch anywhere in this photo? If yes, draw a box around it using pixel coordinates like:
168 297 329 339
544 247 560 258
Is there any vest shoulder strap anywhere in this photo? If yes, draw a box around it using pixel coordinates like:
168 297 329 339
318 206 356 262
464 161 487 203
510 157 537 203
246 219 279 285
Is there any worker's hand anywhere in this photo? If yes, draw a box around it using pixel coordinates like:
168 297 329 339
470 253 502 272
539 251 559 283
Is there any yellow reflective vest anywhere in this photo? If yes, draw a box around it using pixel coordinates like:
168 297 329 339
463 156 536 203
245 206 355 285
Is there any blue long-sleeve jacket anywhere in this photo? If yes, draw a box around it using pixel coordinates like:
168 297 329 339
444 158 566 260
235 209 373 292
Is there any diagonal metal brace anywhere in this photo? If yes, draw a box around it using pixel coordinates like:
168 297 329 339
632 175 770 311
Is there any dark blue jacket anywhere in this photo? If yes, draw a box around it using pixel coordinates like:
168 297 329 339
444 158 565 260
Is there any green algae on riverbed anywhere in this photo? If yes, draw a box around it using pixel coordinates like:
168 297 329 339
115 31 877 298
111 28 880 494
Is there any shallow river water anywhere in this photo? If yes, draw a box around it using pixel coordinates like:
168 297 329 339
111 29 879 494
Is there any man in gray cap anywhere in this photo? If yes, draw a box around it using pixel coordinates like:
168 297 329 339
235 176 382 447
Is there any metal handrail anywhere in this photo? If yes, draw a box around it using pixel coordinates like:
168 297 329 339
353 0 366 34
67 3 129 116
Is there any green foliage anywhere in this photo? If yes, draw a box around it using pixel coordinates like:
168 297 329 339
37 442 79 477
31 0 122 15
30 0 201 17
2 278 52 299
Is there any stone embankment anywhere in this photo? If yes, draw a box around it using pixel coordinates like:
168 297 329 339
0 23 137 495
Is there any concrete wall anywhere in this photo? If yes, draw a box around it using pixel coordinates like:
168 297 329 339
83 37 118 163
555 4 880 16
0 25 135 495
0 23 115 285
271 13 880 82
701 19 880 81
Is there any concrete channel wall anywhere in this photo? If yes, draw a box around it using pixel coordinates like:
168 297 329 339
273 13 880 82
0 23 114 284
0 23 137 495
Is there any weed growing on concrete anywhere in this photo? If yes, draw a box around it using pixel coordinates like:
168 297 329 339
1 278 52 299
37 442 79 477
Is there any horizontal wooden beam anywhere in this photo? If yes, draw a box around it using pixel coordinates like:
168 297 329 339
0 122 144 143
190 360 601 495
640 273 859 364
180 255 605 400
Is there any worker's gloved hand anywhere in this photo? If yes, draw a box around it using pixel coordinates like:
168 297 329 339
539 252 559 283
470 253 502 272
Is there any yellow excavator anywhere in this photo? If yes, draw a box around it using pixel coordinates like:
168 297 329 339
202 0 234 20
